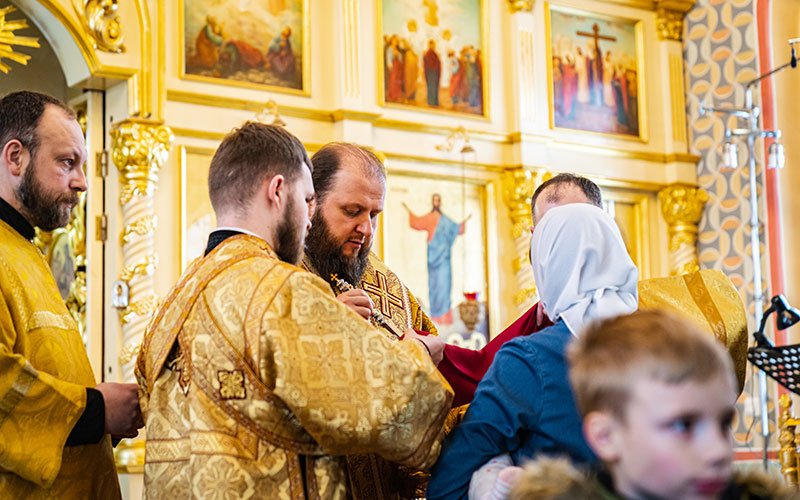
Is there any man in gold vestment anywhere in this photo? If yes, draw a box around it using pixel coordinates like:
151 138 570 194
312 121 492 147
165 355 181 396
0 91 142 499
136 123 453 500
303 143 448 499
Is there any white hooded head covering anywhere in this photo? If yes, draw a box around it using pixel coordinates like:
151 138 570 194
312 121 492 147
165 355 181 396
530 203 639 336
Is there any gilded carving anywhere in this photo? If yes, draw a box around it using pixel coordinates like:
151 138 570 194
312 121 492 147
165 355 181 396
111 121 173 205
502 167 535 239
659 184 707 275
0 6 40 74
119 255 158 282
656 7 684 41
120 294 158 325
72 0 125 53
111 120 173 382
514 287 538 307
503 167 539 308
778 395 799 485
508 0 534 13
121 214 157 244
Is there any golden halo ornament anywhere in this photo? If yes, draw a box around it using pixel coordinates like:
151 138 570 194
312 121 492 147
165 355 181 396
0 5 40 75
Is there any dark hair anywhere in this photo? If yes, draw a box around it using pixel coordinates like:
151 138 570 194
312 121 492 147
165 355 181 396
530 173 602 216
0 91 75 158
309 143 385 202
208 122 312 212
569 309 734 420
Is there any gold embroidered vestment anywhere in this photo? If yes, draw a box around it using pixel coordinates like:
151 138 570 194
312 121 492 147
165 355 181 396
136 235 453 500
301 252 443 499
0 219 120 499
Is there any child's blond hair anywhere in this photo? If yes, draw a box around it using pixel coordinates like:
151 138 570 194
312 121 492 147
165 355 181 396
568 309 735 420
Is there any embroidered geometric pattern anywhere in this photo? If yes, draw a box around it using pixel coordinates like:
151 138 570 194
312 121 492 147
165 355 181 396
217 370 245 400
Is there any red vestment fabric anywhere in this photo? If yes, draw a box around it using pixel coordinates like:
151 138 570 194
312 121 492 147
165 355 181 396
419 301 553 407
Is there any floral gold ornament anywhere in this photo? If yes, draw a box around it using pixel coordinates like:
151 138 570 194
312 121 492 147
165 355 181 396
254 99 286 127
111 120 173 381
656 8 683 41
0 5 40 74
119 254 158 282
659 184 707 276
508 0 534 12
112 121 173 205
778 394 800 485
121 214 156 244
72 0 125 53
502 167 538 309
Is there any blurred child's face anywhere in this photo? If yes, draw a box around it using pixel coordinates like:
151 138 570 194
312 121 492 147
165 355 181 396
604 373 736 500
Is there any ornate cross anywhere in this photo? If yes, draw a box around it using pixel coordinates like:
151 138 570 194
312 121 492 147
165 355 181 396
362 271 403 318
576 23 616 59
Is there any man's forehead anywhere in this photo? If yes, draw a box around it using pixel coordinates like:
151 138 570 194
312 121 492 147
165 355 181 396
330 161 385 195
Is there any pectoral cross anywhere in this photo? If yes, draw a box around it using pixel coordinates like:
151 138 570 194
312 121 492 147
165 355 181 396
362 271 404 318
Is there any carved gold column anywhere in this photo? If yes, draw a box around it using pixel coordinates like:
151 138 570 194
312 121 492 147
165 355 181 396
111 120 173 382
778 395 800 486
503 167 538 312
659 184 707 275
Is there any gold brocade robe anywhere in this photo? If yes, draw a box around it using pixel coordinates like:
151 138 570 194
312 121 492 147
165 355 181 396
0 220 120 499
136 235 453 500
300 252 442 499
301 252 438 339
638 269 748 394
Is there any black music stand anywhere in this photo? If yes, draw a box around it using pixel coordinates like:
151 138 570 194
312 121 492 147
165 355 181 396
747 295 800 394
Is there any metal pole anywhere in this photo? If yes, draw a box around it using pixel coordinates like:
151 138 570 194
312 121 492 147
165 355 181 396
744 86 768 468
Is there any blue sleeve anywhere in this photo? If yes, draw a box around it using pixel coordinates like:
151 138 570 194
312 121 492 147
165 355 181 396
426 339 542 500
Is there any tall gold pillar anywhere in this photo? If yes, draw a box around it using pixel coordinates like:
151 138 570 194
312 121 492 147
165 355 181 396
502 167 539 312
659 184 707 275
111 120 173 382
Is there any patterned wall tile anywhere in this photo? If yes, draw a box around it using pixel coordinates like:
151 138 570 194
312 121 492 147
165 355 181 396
684 0 772 451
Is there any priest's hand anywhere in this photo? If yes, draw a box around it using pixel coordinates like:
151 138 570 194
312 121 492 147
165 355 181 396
337 289 374 319
403 329 444 366
96 382 144 438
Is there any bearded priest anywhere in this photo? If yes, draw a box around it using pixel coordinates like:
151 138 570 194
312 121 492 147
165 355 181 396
136 123 452 500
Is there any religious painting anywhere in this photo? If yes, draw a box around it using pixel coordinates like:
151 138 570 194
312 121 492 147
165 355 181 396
378 0 488 118
180 146 216 269
180 0 309 94
382 174 490 348
545 4 646 139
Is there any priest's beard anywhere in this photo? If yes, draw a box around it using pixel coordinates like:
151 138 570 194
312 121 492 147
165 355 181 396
304 210 370 286
274 196 304 265
16 159 79 232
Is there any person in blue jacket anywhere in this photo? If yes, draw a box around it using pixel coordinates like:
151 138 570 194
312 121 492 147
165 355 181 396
427 203 639 500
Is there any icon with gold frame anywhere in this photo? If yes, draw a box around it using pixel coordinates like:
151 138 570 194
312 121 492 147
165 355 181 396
377 0 489 119
179 0 310 96
381 172 494 347
545 3 647 141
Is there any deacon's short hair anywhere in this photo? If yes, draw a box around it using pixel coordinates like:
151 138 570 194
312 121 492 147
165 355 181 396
309 142 386 203
208 122 311 213
531 173 602 215
568 309 735 421
0 91 75 159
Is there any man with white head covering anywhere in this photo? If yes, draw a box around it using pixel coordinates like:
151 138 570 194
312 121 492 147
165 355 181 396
427 203 639 500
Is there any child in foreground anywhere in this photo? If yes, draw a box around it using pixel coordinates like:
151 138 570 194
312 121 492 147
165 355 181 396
509 309 794 500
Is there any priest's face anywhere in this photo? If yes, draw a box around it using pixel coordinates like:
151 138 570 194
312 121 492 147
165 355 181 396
275 164 314 265
602 373 736 500
15 106 87 232
304 162 385 284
